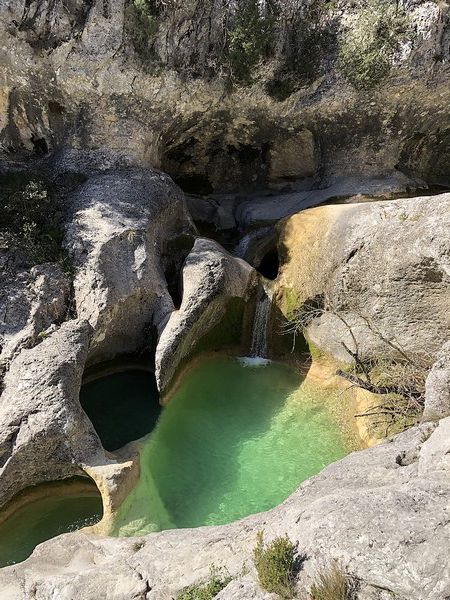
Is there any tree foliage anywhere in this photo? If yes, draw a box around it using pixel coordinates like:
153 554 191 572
338 1 410 89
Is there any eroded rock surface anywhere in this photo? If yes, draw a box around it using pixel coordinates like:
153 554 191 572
424 342 450 421
65 167 195 365
0 263 70 380
0 320 100 508
1 1 450 191
0 163 197 521
155 238 256 395
278 193 450 365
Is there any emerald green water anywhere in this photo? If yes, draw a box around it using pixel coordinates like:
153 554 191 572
113 357 348 536
0 485 103 567
80 370 160 452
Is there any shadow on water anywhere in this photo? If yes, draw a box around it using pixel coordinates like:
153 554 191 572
79 370 161 452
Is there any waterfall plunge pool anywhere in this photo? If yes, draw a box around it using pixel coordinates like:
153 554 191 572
112 356 350 536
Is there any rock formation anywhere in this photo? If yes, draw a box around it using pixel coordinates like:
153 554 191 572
0 320 97 508
64 166 195 365
155 238 257 396
1 0 450 191
277 193 450 367
1 0 450 598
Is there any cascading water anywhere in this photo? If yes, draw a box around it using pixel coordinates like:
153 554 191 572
249 286 272 358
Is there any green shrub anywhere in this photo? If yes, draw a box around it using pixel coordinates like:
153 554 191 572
177 565 232 600
338 1 410 90
253 531 297 598
0 173 69 269
125 0 160 60
227 0 275 85
310 562 356 600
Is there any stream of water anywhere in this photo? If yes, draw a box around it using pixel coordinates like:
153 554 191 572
249 287 272 358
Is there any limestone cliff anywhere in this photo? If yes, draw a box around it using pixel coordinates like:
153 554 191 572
0 0 450 191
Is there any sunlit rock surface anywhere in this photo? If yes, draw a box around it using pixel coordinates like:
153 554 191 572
278 193 450 366
64 166 195 364
155 239 256 395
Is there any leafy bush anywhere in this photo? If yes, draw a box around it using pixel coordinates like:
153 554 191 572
253 531 298 598
0 173 68 269
125 0 161 60
338 1 410 90
177 565 232 600
227 0 275 85
310 562 356 600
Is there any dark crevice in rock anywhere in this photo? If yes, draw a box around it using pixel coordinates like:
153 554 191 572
31 136 48 156
173 174 214 196
256 246 280 280
162 234 196 310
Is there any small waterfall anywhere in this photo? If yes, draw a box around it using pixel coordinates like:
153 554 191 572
249 287 272 358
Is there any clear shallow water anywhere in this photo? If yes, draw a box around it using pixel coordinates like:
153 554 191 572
80 370 160 452
113 357 348 535
0 487 103 567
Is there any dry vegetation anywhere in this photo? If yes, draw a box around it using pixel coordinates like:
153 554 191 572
284 299 429 438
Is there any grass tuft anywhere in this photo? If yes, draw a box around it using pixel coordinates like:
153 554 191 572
177 565 232 600
310 561 356 600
